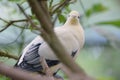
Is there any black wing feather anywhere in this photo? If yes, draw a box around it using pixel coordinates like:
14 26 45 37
15 43 59 72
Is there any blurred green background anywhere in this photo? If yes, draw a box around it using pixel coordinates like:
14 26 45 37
0 0 120 80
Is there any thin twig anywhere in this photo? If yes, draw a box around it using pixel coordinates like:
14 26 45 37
52 1 70 24
52 0 70 15
53 5 66 25
51 0 76 14
0 18 27 32
0 24 9 32
52 0 75 25
0 18 28 32
17 4 40 31
0 51 19 60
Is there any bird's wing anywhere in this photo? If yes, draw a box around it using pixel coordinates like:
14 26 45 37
16 36 59 72
16 36 43 71
17 36 43 65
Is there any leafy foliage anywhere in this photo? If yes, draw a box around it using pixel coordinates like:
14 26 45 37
56 2 71 24
96 20 120 27
85 3 108 17
57 5 71 23
58 14 66 23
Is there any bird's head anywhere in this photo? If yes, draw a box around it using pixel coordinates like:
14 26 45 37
65 10 80 25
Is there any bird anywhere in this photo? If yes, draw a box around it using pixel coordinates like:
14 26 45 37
14 10 84 79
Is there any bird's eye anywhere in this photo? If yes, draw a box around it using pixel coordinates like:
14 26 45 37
78 16 80 18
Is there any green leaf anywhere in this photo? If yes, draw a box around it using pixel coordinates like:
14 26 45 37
93 4 107 12
85 9 92 17
96 20 120 27
58 14 66 23
85 3 108 17
64 5 71 13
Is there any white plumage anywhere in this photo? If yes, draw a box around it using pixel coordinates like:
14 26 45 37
16 10 84 74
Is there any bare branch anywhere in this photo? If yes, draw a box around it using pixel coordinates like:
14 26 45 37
28 1 53 33
51 0 70 15
17 4 41 31
53 6 65 25
0 18 28 32
0 51 18 60
51 0 76 25
0 63 54 80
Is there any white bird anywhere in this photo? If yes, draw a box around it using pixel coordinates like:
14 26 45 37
15 10 84 76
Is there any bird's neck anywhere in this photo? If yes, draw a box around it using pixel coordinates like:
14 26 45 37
64 18 80 27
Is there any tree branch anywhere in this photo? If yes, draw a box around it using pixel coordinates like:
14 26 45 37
17 4 40 30
0 51 18 60
0 18 28 32
52 5 65 25
0 63 56 80
51 0 76 25
51 0 70 15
